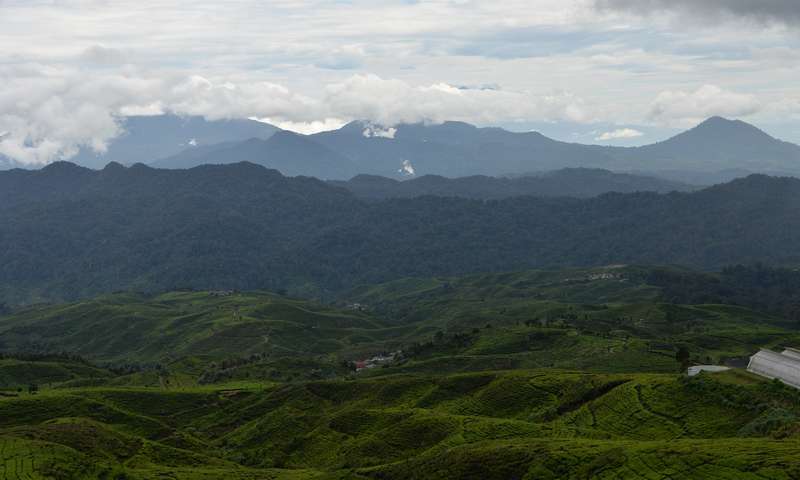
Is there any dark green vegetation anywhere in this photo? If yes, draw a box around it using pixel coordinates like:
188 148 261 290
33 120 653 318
3 265 800 379
4 159 800 305
329 168 693 200
3 266 800 477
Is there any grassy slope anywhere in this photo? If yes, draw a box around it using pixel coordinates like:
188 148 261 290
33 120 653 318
0 291 398 363
0 358 112 391
2 267 800 477
347 267 800 376
3 266 795 379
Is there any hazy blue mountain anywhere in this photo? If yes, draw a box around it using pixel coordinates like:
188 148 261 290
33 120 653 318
0 155 21 170
53 114 278 169
330 168 695 200
309 120 615 178
148 117 800 182
4 116 797 181
152 130 355 178
614 117 800 179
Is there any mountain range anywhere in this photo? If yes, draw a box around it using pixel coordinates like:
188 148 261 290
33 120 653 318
330 168 694 200
2 161 800 304
135 116 800 183
0 114 278 170
3 115 800 184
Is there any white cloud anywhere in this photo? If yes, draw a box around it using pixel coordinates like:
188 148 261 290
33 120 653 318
322 74 594 127
648 85 761 127
1 0 800 162
0 68 601 163
262 118 346 135
362 124 397 139
0 66 126 165
79 45 128 65
398 159 416 176
595 128 643 141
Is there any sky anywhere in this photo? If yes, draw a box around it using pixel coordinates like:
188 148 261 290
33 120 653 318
0 0 799 165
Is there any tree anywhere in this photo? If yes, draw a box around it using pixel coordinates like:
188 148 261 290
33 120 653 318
676 346 691 372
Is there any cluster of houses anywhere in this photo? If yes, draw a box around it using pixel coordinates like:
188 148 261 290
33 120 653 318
354 351 401 372
346 303 369 312
561 270 626 284
209 290 236 297
585 272 624 281
689 347 800 390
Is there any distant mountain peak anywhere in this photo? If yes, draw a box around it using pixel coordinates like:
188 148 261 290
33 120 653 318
41 161 89 175
700 115 734 125
102 161 126 172
689 116 772 138
337 120 398 139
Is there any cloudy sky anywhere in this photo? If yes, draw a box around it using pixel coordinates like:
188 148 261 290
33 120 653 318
1 0 799 164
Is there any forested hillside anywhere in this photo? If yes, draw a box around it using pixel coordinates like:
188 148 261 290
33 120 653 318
2 162 800 304
330 168 693 200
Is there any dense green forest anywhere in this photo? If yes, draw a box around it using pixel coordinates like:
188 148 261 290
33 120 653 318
328 168 693 200
2 162 800 304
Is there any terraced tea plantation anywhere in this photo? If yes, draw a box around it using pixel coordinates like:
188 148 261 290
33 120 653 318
0 371 799 479
1 266 799 478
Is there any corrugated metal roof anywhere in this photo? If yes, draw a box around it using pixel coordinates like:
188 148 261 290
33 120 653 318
747 349 800 389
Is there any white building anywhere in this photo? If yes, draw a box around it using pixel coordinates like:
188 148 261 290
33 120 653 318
747 349 800 389
687 365 730 377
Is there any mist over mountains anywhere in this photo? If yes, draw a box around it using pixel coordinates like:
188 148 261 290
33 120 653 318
0 115 278 170
154 116 800 183
2 161 800 304
4 115 800 185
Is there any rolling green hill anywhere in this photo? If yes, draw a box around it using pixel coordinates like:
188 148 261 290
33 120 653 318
0 370 799 479
1 291 378 360
346 266 800 375
2 267 800 478
3 266 800 383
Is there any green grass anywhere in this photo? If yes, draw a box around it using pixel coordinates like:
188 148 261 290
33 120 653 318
0 291 389 364
0 358 112 390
